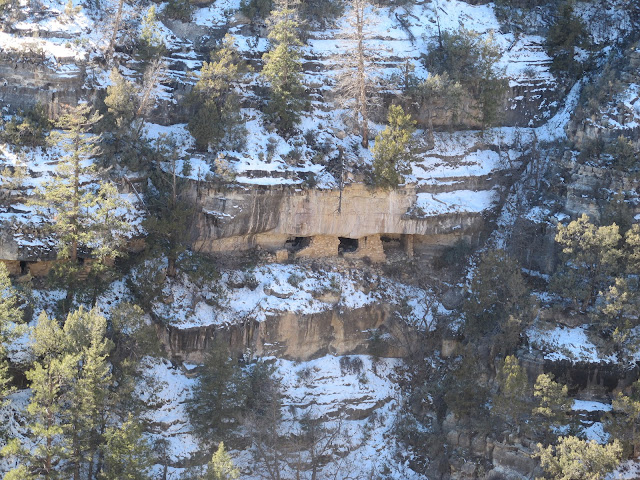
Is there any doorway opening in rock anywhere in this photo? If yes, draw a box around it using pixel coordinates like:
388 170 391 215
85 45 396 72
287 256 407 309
338 237 358 255
20 261 28 275
381 235 401 253
285 236 311 252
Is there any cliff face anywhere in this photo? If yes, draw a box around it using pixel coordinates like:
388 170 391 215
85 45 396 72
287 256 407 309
158 303 409 362
189 182 489 261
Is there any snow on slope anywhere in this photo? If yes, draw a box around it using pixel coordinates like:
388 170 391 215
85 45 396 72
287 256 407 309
526 323 617 364
0 139 146 255
151 262 436 329
131 354 425 479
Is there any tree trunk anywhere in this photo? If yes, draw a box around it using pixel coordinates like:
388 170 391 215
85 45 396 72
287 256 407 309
356 2 368 148
106 0 125 65
167 256 177 278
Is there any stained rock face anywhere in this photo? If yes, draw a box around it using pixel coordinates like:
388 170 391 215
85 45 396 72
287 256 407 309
189 183 489 261
158 303 410 362
0 60 86 117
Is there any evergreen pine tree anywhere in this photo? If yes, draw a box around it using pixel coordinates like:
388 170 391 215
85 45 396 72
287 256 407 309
186 341 248 442
532 373 573 442
0 263 24 405
29 104 133 309
203 442 240 480
187 35 247 152
104 68 140 157
463 249 531 338
492 355 530 434
2 308 115 480
61 308 114 480
2 325 77 480
535 436 622 480
261 7 305 134
604 379 640 458
546 1 588 77
551 214 622 310
144 134 195 277
30 103 103 263
100 414 153 480
139 5 165 59
371 104 416 189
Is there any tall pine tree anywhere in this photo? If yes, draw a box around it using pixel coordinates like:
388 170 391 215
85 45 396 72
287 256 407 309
371 104 416 189
187 35 247 152
29 104 133 308
261 7 305 134
0 263 24 406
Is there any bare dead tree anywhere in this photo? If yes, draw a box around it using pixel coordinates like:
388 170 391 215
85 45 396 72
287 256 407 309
135 58 166 137
335 0 379 148
105 0 125 65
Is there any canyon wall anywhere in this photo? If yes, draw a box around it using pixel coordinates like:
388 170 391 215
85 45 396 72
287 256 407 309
157 303 412 362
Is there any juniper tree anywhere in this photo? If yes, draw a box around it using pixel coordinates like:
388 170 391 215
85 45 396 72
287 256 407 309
535 436 622 480
187 35 247 152
186 341 248 442
423 28 507 129
203 442 240 480
551 214 622 311
138 5 165 60
411 73 463 144
546 1 588 77
261 7 305 134
463 250 531 339
242 362 284 480
371 105 416 189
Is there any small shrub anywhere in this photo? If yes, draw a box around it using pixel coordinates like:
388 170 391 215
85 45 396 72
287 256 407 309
180 252 219 283
1 104 51 146
303 129 316 147
367 329 386 358
128 259 167 310
328 276 341 294
214 154 236 183
578 136 605 163
244 271 260 290
266 137 278 162
296 366 312 383
608 136 636 170
287 273 305 288
284 147 303 166
339 356 364 375
434 239 471 269
299 0 345 27
163 0 192 22
301 172 318 188
240 0 272 23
